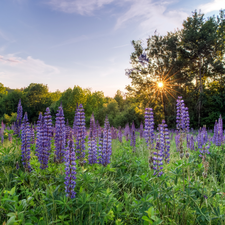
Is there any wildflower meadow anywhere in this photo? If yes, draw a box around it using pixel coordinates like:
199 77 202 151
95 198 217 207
1 96 225 225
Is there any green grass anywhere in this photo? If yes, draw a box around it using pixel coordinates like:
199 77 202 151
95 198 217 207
0 134 225 225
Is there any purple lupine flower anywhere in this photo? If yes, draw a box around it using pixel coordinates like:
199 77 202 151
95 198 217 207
8 133 12 142
88 131 98 164
153 140 163 176
189 135 195 150
144 108 154 149
118 126 122 143
212 120 218 144
199 144 210 158
35 113 43 157
75 104 86 165
139 121 144 139
218 115 223 144
54 104 66 163
124 123 130 141
73 103 79 138
15 99 23 136
111 127 118 140
130 122 136 151
101 117 112 166
64 132 77 199
38 107 52 170
176 96 190 158
1 121 4 144
158 120 170 163
21 112 31 172
98 131 103 164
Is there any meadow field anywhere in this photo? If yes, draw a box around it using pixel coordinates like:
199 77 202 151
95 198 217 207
0 116 225 225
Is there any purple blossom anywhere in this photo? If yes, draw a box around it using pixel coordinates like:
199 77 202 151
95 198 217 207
21 112 31 172
54 104 66 163
124 123 130 141
101 117 112 166
88 131 98 164
98 131 103 164
75 104 86 165
15 99 23 136
118 126 122 143
64 132 77 199
144 108 154 149
153 141 163 177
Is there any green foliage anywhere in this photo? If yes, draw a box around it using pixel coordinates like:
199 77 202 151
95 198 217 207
1 113 17 125
1 133 225 224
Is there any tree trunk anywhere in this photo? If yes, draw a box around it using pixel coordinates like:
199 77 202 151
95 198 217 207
198 56 203 128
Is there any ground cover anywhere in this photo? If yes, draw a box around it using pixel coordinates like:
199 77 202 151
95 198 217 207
0 132 225 225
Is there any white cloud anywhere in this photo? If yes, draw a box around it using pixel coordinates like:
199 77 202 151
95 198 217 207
0 54 60 85
47 0 114 15
115 0 189 35
199 0 225 14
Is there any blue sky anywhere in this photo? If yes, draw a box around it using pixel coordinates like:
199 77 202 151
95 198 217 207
0 0 224 97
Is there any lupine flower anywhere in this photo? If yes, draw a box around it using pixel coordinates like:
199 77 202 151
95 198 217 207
15 99 23 136
54 104 66 163
144 108 154 148
98 131 103 164
199 144 210 158
73 103 79 138
124 123 130 141
218 115 223 143
30 124 35 144
1 121 4 144
118 126 122 143
16 161 19 170
21 112 31 172
152 140 163 176
88 131 98 164
75 104 86 165
176 96 190 158
111 127 118 140
64 132 77 199
38 107 52 170
101 117 112 166
35 113 43 157
130 122 136 151
159 120 170 163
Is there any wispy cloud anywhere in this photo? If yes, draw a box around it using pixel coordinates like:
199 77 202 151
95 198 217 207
115 0 189 34
0 54 60 82
199 0 225 14
46 0 115 15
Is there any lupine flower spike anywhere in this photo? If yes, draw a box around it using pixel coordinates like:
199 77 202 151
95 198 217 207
21 112 31 172
64 132 77 199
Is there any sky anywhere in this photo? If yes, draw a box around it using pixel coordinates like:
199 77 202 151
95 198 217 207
0 0 224 97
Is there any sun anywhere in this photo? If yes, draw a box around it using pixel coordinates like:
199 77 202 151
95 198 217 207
157 82 163 88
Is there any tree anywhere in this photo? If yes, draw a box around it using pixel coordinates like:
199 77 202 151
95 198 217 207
180 10 225 126
23 83 52 122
